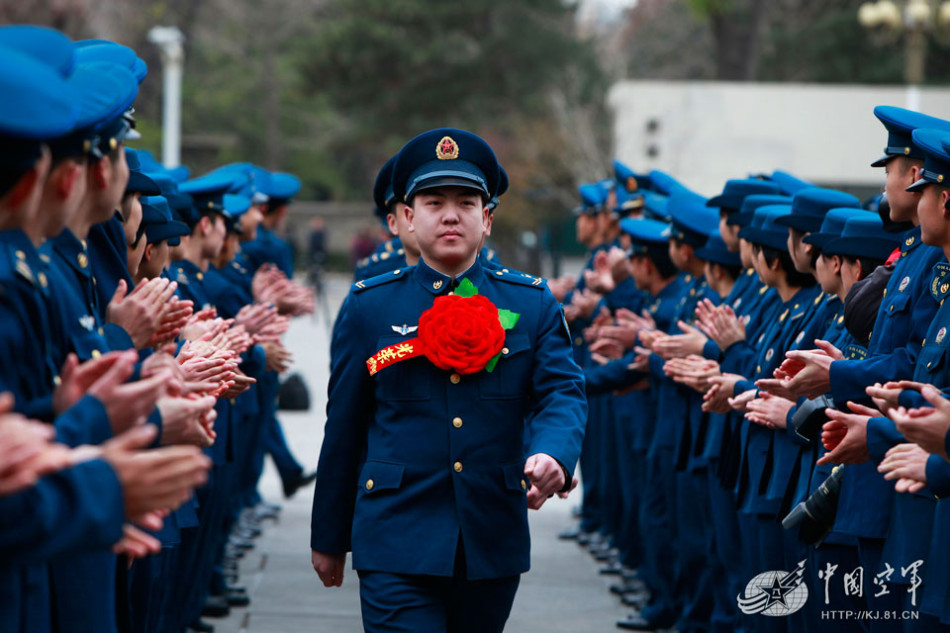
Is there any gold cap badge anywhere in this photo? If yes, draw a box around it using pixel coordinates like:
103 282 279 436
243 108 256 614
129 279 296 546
436 136 459 160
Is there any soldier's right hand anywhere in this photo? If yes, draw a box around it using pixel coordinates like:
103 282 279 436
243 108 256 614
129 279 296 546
99 425 210 522
311 550 346 587
87 353 172 434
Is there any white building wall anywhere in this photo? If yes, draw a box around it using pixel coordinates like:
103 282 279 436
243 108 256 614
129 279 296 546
608 81 950 196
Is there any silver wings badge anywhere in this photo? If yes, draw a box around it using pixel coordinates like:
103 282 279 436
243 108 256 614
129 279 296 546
392 324 418 336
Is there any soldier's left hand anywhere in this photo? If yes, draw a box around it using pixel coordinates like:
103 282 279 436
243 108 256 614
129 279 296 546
524 453 565 510
878 443 929 493
745 392 796 429
888 384 950 459
817 401 878 466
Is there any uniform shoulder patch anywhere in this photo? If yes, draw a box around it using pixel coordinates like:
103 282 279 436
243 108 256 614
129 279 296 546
353 267 408 292
489 268 547 289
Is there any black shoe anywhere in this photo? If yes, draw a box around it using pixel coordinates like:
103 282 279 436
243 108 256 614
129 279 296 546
229 535 255 550
282 470 317 498
621 591 649 608
253 503 281 522
616 614 656 631
558 526 582 540
576 531 594 546
593 547 618 562
188 618 215 633
599 561 624 575
225 589 250 607
201 595 231 619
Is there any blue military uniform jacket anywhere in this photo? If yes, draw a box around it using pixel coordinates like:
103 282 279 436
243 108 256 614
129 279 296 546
310 257 587 579
241 225 294 277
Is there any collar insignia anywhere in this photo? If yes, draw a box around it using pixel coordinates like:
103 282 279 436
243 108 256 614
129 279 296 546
79 314 96 331
392 324 418 336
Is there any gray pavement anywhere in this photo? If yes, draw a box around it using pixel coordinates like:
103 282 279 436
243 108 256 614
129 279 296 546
214 273 628 633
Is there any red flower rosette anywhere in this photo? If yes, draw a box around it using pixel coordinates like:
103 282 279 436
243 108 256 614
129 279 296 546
417 293 505 374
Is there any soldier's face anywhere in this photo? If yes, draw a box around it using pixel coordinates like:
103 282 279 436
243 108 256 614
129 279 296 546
917 184 949 247
390 204 420 258
719 215 740 251
883 157 922 224
786 228 813 273
814 253 841 296
407 187 489 268
739 238 754 269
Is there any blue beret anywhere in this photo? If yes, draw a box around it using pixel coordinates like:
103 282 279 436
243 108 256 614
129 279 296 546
822 214 901 261
487 165 508 211
727 194 792 228
141 195 191 245
263 172 301 203
738 204 793 251
575 182 607 215
907 128 950 192
0 25 76 78
392 128 500 203
801 208 868 250
775 187 861 233
373 155 397 219
0 47 79 168
641 191 670 222
768 170 814 196
706 178 781 211
613 160 650 193
695 232 742 267
619 217 671 254
871 106 950 168
668 191 718 247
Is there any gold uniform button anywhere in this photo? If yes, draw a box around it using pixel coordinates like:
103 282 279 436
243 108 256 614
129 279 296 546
495 271 504 276
91 349 101 359
502 347 510 355
450 373 461 384
365 479 374 491
15 250 25 260
197 272 204 281
433 280 443 290
452 417 463 428
53 375 62 387
454 462 463 473
520 479 527 490
393 269 401 275
77 252 88 268
38 272 47 287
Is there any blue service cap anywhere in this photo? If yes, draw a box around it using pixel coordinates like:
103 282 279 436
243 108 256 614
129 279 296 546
613 159 650 194
801 208 868 250
871 106 950 168
45 63 126 159
575 182 607 216
668 191 718 247
769 170 814 196
487 165 508 212
124 149 161 195
84 62 138 157
614 188 645 217
180 171 238 196
695 232 742 267
738 204 793 251
727 194 792 228
641 191 670 222
141 195 191 245
263 172 301 205
0 47 79 168
906 128 950 192
775 187 861 233
392 128 500 203
619 217 671 255
0 25 76 78
706 178 781 211
75 41 146 83
822 214 902 261
373 155 397 219
648 169 693 196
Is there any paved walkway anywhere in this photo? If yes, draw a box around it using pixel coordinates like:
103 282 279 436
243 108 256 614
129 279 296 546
214 273 629 633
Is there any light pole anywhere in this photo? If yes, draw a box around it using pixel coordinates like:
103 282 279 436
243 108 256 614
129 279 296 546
858 0 950 110
147 26 185 168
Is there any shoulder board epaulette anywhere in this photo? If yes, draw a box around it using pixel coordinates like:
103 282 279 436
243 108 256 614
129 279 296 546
488 268 546 289
353 267 408 292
